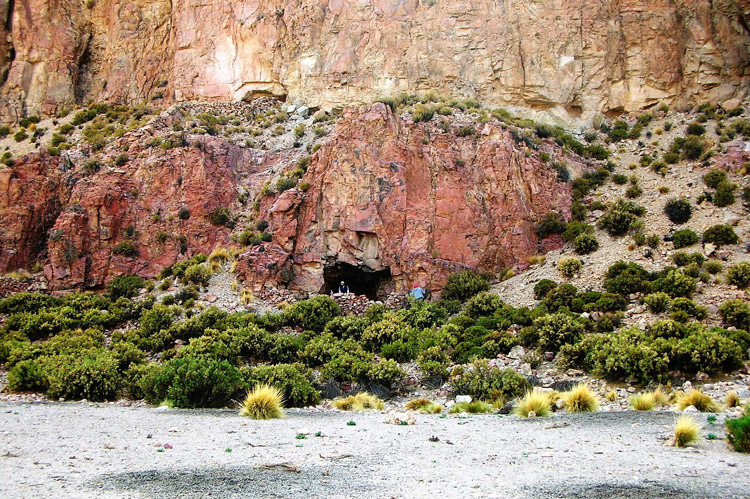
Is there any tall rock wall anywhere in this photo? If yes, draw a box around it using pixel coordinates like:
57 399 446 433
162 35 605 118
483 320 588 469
2 0 748 121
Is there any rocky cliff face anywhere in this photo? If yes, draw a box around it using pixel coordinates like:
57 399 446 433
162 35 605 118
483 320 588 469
238 103 579 295
2 0 748 121
0 103 579 292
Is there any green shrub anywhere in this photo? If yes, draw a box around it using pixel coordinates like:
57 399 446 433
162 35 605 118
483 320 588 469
449 359 530 401
463 292 504 318
673 229 699 249
112 241 138 257
244 363 319 407
285 295 341 333
208 207 231 226
604 261 652 296
542 283 578 312
44 349 121 401
442 270 491 302
713 181 735 207
365 358 406 386
704 260 723 275
726 415 750 453
533 279 558 300
107 274 145 299
719 299 750 331
670 298 706 320
114 153 129 166
536 213 566 238
534 313 585 352
664 198 691 224
558 257 582 278
727 262 750 289
654 269 695 298
612 174 628 185
682 135 704 160
182 264 210 286
598 200 644 236
7 359 47 392
362 314 412 351
141 355 246 408
672 251 704 267
686 122 705 136
703 225 739 246
573 233 599 254
703 168 728 189
644 292 671 313
673 330 744 374
178 206 191 220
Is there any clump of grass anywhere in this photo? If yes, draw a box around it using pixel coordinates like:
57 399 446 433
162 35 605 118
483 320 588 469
405 397 442 413
651 386 671 407
239 384 284 420
605 389 618 402
672 414 700 447
563 383 599 413
677 390 720 413
240 289 253 306
450 400 493 414
629 392 656 411
514 389 552 418
207 247 231 264
333 392 384 411
725 391 741 408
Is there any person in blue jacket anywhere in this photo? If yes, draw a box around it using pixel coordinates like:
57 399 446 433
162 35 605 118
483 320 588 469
338 281 349 295
409 284 425 300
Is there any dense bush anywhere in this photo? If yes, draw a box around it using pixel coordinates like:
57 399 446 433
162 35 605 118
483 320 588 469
463 292 504 318
441 270 491 302
726 415 750 453
112 241 138 257
536 213 566 238
450 359 530 401
244 363 319 407
727 262 750 289
534 313 585 352
573 233 599 254
703 225 739 246
140 355 246 408
533 279 558 300
44 349 121 401
558 257 582 278
285 295 341 332
673 229 699 249
664 198 692 224
644 292 671 313
713 181 736 207
703 168 728 189
107 274 145 299
598 200 644 236
682 135 704 160
719 299 750 331
604 261 652 296
654 269 695 298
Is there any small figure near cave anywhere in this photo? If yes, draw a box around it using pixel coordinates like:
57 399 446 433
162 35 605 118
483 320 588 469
409 284 425 301
338 281 350 295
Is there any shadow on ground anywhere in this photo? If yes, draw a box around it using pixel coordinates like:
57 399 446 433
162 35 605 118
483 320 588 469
89 465 377 498
527 481 718 499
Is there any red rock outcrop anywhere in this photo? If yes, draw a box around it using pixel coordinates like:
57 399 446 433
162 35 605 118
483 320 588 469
0 152 70 271
2 0 748 121
239 103 578 296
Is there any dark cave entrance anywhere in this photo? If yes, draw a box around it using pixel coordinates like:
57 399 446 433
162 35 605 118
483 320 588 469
322 262 392 301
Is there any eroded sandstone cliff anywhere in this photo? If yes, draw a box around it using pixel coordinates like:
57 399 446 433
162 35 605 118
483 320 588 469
2 0 748 121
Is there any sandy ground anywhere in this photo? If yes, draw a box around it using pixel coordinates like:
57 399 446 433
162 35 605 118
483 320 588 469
1 402 749 498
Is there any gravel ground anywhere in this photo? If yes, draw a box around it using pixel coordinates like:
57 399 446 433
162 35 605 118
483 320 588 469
1 402 749 498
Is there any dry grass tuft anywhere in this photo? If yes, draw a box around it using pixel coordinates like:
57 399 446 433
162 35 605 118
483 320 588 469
629 392 656 411
239 384 284 420
651 386 671 407
725 391 741 408
672 414 700 447
450 400 493 414
563 383 599 413
207 247 231 264
514 389 552 418
605 389 618 402
333 392 384 411
405 397 443 413
676 390 720 413
240 289 253 306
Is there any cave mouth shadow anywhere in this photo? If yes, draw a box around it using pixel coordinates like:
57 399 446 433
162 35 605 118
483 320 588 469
321 261 392 301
